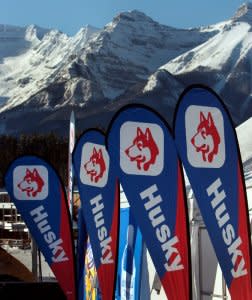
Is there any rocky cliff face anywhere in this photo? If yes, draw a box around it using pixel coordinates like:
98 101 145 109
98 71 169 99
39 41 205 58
1 4 252 135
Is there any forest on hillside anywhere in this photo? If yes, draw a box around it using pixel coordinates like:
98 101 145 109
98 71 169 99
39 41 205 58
0 133 69 188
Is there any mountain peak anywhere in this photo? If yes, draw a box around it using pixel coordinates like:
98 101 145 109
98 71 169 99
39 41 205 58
233 2 252 22
111 10 155 26
25 24 50 41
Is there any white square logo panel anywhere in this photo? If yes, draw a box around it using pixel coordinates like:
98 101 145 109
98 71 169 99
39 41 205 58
13 166 48 200
185 105 225 168
120 121 164 176
80 143 109 187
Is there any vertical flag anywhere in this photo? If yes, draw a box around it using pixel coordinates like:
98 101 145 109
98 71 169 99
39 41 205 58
116 208 143 300
77 209 98 300
85 240 98 300
4 155 77 300
107 104 192 300
77 207 87 300
174 84 252 299
68 111 75 217
73 129 119 300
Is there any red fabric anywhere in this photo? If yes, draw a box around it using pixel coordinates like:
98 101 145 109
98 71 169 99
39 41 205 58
161 164 191 300
97 180 119 300
51 188 76 300
229 164 252 299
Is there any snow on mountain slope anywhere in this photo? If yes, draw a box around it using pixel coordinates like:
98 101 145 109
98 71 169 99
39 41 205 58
233 2 252 22
79 10 216 99
0 24 49 60
164 21 250 75
1 5 252 135
0 24 99 112
164 3 252 77
162 3 252 124
0 10 217 114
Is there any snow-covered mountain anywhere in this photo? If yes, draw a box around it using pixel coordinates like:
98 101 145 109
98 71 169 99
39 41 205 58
163 3 252 124
1 4 252 135
0 24 99 111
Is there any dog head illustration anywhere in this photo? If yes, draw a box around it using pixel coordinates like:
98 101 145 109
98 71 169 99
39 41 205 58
125 127 159 171
191 112 221 163
17 168 45 197
84 147 106 183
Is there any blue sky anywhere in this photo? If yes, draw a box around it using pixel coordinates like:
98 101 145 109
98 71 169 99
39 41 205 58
1 0 247 35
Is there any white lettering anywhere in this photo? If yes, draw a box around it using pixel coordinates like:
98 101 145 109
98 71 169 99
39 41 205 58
156 224 171 243
206 178 247 278
90 194 114 265
140 184 162 211
222 224 235 246
148 206 165 228
207 178 226 209
30 205 69 263
101 249 114 264
30 205 48 223
90 194 104 214
37 219 51 234
98 226 107 241
228 237 247 277
140 184 184 272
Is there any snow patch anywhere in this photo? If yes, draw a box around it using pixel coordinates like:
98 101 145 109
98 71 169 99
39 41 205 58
236 116 252 162
163 22 251 75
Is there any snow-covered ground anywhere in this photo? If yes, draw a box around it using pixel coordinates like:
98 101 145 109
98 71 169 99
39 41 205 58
1 244 55 280
237 116 252 162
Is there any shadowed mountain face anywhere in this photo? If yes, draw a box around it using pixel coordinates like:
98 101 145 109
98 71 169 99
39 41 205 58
1 4 252 135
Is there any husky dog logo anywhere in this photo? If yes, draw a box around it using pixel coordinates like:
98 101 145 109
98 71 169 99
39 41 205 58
17 168 45 197
125 127 159 171
191 112 221 163
84 147 106 183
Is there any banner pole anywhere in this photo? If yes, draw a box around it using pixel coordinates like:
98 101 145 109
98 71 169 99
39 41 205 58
31 238 38 280
68 111 75 218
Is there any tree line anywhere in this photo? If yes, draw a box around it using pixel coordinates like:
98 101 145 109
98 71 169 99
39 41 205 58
0 133 69 188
